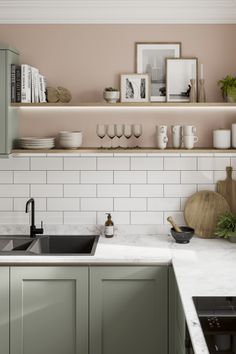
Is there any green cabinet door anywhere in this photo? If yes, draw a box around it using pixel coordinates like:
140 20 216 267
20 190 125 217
90 266 168 354
10 266 88 354
0 267 9 354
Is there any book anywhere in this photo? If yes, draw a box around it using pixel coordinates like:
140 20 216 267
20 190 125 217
39 74 47 103
15 66 21 103
21 64 32 103
11 64 16 103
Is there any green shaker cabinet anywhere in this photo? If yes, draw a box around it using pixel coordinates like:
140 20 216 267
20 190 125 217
0 267 9 354
0 45 19 157
10 267 89 354
90 266 168 354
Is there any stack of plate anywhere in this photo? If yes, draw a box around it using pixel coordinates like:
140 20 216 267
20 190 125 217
18 137 55 150
59 131 83 149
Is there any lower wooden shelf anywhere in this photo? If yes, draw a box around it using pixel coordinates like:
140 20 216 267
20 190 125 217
12 148 236 154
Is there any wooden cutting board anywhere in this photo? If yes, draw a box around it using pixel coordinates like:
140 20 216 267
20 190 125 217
217 166 236 214
184 190 230 238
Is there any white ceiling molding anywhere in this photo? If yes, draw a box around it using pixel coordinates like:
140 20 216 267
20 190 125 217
0 0 236 24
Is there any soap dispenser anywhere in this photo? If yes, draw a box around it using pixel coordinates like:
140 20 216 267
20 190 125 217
105 213 114 238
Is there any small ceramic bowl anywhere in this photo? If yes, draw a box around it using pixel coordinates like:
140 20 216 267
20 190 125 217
59 131 83 149
170 226 194 244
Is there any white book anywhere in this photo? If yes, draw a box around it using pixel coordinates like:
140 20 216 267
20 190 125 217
21 64 32 103
39 75 47 103
31 67 39 103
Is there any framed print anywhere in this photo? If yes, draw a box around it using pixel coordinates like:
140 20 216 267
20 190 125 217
120 74 149 103
136 42 181 102
166 58 198 102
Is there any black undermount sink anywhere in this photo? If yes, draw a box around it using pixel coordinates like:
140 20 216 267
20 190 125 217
0 235 99 255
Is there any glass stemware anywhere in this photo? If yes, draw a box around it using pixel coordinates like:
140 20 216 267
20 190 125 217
96 124 106 148
132 124 142 148
124 124 132 149
107 124 116 149
115 124 124 149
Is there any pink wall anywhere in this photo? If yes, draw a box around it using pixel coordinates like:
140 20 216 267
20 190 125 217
0 24 236 147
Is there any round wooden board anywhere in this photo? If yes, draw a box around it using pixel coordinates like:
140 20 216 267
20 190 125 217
184 190 230 238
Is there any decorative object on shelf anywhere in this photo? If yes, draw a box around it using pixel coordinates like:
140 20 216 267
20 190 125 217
183 125 196 135
59 131 83 149
232 124 236 148
198 64 206 103
103 87 120 103
120 74 149 103
115 124 124 148
171 125 182 149
124 124 132 148
166 58 198 102
217 166 236 215
184 190 230 238
96 124 106 148
136 42 181 102
189 79 197 103
107 124 116 148
213 129 231 149
46 87 72 103
182 125 198 149
156 125 168 149
167 216 194 244
132 124 142 148
18 137 55 150
214 212 236 242
218 75 236 103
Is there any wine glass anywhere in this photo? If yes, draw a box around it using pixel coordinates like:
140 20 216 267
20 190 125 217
132 124 142 148
115 124 124 149
124 124 132 149
96 124 106 148
107 124 116 149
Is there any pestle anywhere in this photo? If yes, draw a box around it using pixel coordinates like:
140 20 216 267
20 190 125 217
167 216 182 233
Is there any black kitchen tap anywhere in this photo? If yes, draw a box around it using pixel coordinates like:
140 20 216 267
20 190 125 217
25 198 44 238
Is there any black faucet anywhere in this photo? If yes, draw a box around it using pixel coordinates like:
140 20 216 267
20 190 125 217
25 198 44 238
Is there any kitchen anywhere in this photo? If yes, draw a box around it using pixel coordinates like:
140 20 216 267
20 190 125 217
0 2 236 354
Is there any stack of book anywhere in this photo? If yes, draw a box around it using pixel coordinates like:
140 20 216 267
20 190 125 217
11 64 47 103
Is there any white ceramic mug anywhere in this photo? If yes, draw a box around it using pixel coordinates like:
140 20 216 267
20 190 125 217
156 134 168 149
183 125 196 136
232 124 236 148
213 129 231 149
171 125 182 149
183 135 198 149
156 125 167 135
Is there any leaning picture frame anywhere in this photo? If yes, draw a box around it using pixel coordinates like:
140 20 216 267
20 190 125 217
136 42 181 102
166 58 198 103
120 74 150 103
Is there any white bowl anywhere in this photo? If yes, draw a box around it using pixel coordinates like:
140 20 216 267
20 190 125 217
59 131 83 149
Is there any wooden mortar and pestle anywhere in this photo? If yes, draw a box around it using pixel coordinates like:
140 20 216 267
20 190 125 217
167 216 194 244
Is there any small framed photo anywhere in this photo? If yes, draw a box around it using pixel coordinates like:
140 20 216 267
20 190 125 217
166 58 198 102
120 74 149 103
136 42 181 102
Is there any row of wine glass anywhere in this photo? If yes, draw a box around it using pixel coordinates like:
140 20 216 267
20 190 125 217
96 124 142 148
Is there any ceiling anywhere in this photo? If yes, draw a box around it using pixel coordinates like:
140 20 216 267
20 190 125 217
0 0 235 23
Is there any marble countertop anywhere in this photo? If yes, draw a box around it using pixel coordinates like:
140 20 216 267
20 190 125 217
1 233 236 354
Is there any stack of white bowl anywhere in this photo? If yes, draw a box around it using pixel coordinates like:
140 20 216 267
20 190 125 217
59 131 83 149
19 137 55 149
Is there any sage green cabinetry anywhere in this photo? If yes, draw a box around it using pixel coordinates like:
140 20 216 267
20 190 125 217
0 45 19 157
90 266 168 354
0 267 9 354
10 267 88 354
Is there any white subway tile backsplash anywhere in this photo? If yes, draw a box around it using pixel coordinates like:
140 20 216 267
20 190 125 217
181 171 213 184
148 198 180 211
31 185 63 197
131 184 163 197
131 157 163 170
164 184 197 197
47 171 80 184
64 157 96 170
0 157 29 170
14 198 46 211
97 157 130 170
114 198 146 211
164 212 185 225
131 212 163 225
0 171 13 183
81 171 113 184
0 212 29 224
114 171 146 184
97 185 130 197
97 212 130 225
197 184 216 192
64 184 96 197
64 212 96 225
213 171 233 183
31 157 63 170
0 185 29 197
47 198 80 211
14 171 46 184
35 212 63 225
180 198 188 211
164 157 196 170
148 171 180 184
198 157 230 171
81 198 113 211
0 198 13 211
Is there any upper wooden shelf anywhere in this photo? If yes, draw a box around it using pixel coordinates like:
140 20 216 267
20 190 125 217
11 102 236 108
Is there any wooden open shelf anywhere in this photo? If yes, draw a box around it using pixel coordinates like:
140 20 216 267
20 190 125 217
12 148 236 154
